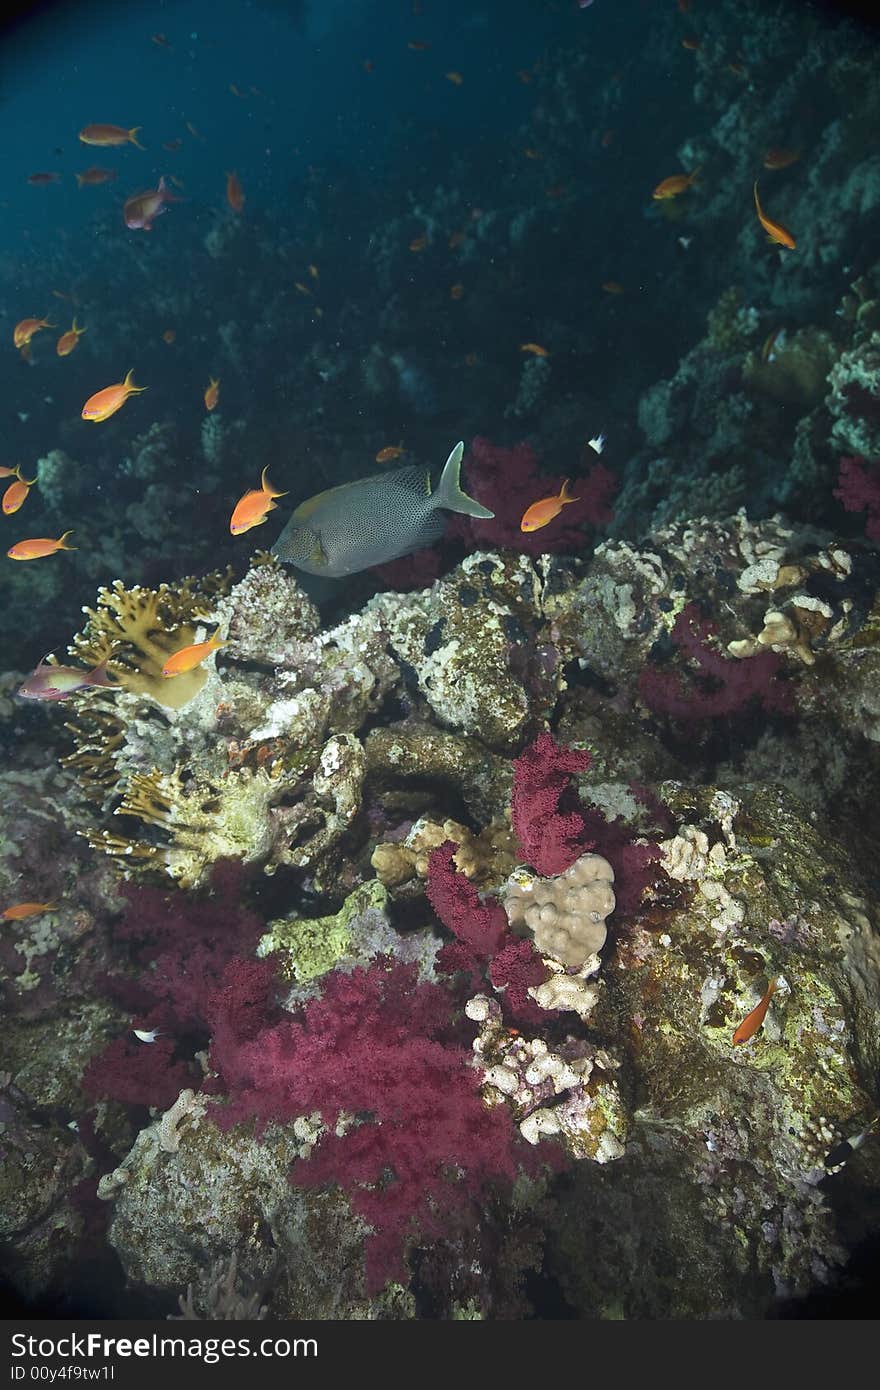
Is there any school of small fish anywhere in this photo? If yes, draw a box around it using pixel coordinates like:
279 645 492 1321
1 4 825 1082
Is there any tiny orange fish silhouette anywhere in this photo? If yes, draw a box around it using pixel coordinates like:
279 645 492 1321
230 465 287 535
450 282 464 300
226 170 244 213
82 370 146 421
762 147 801 171
520 342 549 357
79 124 144 148
7 531 75 560
445 71 464 85
652 167 701 199
602 281 625 294
162 635 227 677
409 234 428 252
521 480 579 533
27 171 61 185
375 444 405 463
162 328 176 344
75 166 117 186
2 465 38 515
204 377 220 411
732 978 779 1046
13 317 53 349
753 181 795 249
407 40 430 51
2 902 58 920
56 318 86 356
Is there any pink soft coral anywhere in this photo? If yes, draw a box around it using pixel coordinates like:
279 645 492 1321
834 456 880 541
511 732 593 875
638 603 793 721
208 955 548 1293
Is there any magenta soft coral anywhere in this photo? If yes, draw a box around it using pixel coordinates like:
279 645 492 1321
208 955 546 1293
834 455 880 541
511 732 593 876
638 602 793 721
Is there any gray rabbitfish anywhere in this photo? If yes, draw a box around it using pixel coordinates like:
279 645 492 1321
271 440 494 577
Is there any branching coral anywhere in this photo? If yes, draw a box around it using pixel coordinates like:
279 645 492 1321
71 575 231 711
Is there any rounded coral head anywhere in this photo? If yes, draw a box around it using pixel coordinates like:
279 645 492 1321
503 852 615 968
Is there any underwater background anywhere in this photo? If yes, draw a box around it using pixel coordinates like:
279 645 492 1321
2 0 880 1320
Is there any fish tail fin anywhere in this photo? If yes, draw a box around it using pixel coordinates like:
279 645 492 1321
560 478 580 503
129 127 145 149
58 530 76 550
123 369 147 393
260 465 288 498
86 656 116 688
688 164 702 186
753 179 761 213
434 440 494 519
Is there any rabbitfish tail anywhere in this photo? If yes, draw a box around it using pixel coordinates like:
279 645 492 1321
433 441 494 519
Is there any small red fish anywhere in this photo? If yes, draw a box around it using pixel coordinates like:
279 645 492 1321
2 465 38 515
75 166 117 186
13 317 53 349
204 377 220 412
753 181 795 250
375 444 405 463
123 175 180 231
27 172 61 185
226 170 244 213
2 902 58 920
520 342 549 357
653 167 701 199
7 531 76 561
56 318 86 357
521 480 579 533
732 978 779 1046
762 147 801 171
230 466 287 535
79 123 144 148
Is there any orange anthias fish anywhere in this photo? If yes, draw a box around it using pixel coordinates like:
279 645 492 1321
732 978 780 1046
75 166 117 187
27 171 61 185
162 328 176 344
520 342 550 357
7 531 75 561
445 71 464 85
653 167 701 199
2 465 38 515
229 465 287 535
409 234 428 252
375 444 405 463
602 281 625 294
79 123 144 148
407 39 430 51
81 370 146 422
2 902 58 921
13 317 53 349
162 635 227 678
762 147 801 171
520 480 580 533
450 282 464 300
56 318 86 356
124 175 180 230
226 171 245 213
204 377 220 411
753 181 796 249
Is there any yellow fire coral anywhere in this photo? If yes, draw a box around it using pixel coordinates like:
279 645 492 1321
70 574 231 711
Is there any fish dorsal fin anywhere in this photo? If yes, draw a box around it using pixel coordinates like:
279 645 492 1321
292 482 351 522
